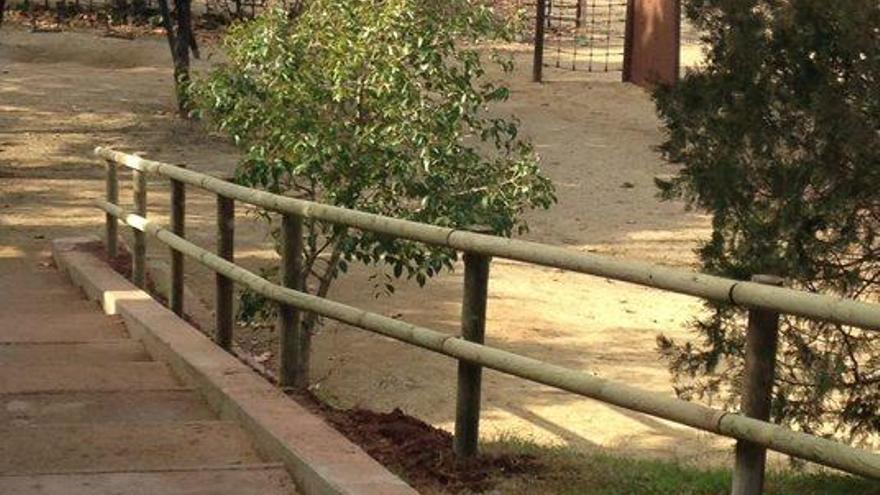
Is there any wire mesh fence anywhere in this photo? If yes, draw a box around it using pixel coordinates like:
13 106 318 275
541 0 629 74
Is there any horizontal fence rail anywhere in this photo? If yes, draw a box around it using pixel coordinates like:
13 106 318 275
94 146 880 490
94 200 880 480
94 147 880 331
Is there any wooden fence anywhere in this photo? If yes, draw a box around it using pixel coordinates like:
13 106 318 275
94 147 880 494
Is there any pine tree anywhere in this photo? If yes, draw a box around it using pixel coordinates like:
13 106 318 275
654 0 880 441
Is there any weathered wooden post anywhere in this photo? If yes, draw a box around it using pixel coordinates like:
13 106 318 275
731 274 784 495
104 160 118 259
132 168 147 289
169 166 186 317
454 227 493 458
533 0 547 83
216 195 235 350
279 214 307 389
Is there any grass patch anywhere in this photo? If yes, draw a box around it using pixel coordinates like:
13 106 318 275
478 434 880 495
291 397 877 495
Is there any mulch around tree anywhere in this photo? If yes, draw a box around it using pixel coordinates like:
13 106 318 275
295 392 541 494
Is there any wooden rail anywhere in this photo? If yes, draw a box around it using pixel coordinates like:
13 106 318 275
95 147 880 491
94 148 880 331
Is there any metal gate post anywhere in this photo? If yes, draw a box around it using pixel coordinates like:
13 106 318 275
622 0 681 86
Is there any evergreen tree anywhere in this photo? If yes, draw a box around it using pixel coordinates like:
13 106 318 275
654 0 880 441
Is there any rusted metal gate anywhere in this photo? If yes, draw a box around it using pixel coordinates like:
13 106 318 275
622 0 680 86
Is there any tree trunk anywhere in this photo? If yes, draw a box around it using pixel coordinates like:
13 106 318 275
176 0 198 60
172 0 192 115
156 0 198 116
301 244 344 334
0 0 6 27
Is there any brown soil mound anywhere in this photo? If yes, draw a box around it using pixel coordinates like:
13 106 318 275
318 405 540 493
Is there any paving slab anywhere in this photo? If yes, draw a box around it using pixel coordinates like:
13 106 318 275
0 421 264 475
0 363 181 394
0 341 150 364
0 465 298 495
0 390 216 425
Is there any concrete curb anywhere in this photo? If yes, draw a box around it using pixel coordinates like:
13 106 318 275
53 236 419 495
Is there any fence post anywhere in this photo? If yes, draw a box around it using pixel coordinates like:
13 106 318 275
216 195 235 350
279 214 307 389
132 168 147 289
454 226 493 458
533 0 546 83
169 167 186 317
104 160 118 260
622 0 635 82
731 274 784 495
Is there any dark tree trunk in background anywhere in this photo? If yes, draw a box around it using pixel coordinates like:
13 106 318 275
171 0 192 113
0 0 6 27
177 0 199 59
157 0 199 116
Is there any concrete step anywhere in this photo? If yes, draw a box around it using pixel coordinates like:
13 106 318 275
1 296 96 315
0 341 150 364
0 268 89 308
0 279 79 296
0 314 127 343
0 465 298 495
0 363 182 394
0 306 121 324
0 391 216 426
0 265 75 292
0 421 265 475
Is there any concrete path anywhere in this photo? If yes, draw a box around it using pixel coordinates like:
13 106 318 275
0 259 299 494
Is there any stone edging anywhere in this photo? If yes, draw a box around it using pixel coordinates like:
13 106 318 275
52 236 419 495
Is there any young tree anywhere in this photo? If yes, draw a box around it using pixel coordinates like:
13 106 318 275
157 0 199 115
654 0 880 442
193 1 555 332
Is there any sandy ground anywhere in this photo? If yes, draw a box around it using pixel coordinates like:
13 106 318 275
0 25 738 465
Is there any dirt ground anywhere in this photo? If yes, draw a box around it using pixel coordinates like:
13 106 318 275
0 24 739 467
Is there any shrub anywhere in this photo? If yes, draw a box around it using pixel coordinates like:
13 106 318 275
654 0 880 441
194 0 555 328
